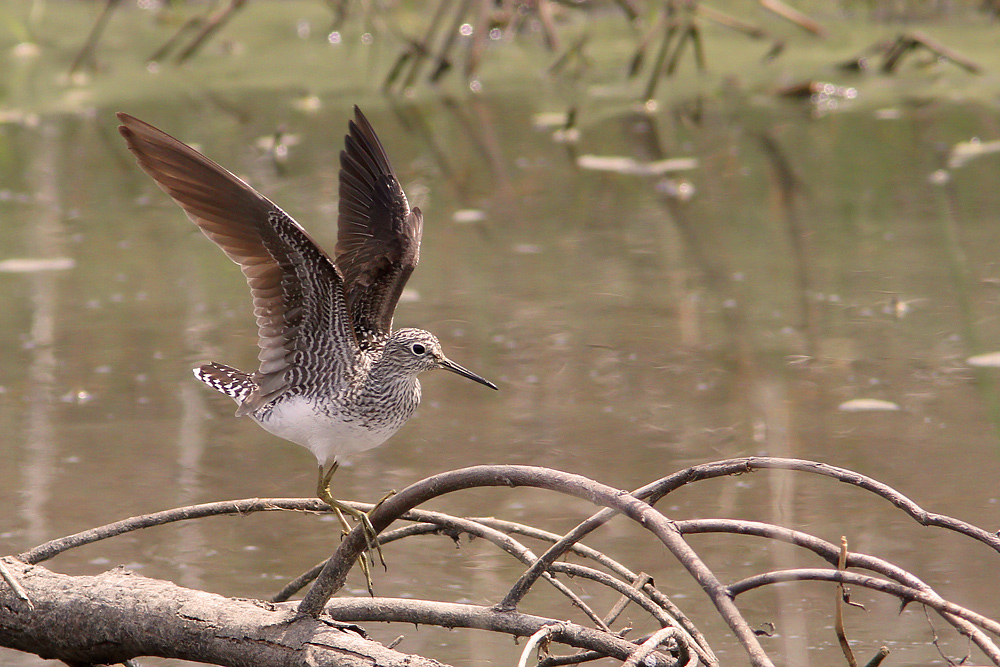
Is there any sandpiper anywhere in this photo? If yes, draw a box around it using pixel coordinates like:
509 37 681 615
117 108 496 570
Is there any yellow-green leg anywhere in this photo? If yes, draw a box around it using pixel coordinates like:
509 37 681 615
316 464 386 594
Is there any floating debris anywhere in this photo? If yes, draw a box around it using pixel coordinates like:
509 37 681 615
398 288 420 304
452 209 486 224
60 390 93 404
874 108 902 120
838 398 900 412
966 352 1000 367
13 42 39 59
840 32 982 75
292 95 321 113
534 110 579 144
577 155 698 176
532 112 570 128
775 81 857 115
0 110 40 127
512 243 543 255
0 257 75 273
928 169 950 186
948 139 1000 169
552 127 580 144
254 132 300 152
656 178 696 201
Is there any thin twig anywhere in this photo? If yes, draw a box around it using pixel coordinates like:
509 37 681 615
863 647 890 667
148 15 204 64
429 0 471 83
325 598 676 667
696 5 768 39
604 573 653 627
407 0 451 85
175 0 247 64
907 30 981 73
477 517 644 582
0 558 34 610
549 562 679 630
275 507 614 631
536 0 560 51
835 536 857 667
622 627 681 667
628 12 667 78
759 0 826 37
474 517 711 664
19 498 326 564
271 523 448 602
69 0 123 75
881 31 982 74
518 623 566 667
642 16 679 100
728 569 1000 637
497 455 1000 662
538 630 693 667
675 518 1000 663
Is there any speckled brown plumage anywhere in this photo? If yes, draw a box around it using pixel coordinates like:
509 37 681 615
117 107 496 470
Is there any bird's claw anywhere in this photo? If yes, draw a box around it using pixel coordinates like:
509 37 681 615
317 464 387 593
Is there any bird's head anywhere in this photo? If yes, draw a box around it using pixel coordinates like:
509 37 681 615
385 328 497 389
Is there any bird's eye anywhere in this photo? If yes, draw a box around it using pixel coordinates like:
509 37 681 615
411 343 426 355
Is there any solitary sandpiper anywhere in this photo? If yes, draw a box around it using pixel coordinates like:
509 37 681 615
117 108 497 576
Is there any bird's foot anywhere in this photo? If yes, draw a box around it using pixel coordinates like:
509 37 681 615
371 489 396 513
317 465 386 595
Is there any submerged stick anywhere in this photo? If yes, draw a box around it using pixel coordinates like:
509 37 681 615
175 0 248 64
69 0 123 75
760 0 826 37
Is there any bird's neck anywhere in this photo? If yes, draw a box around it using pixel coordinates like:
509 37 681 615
364 352 422 406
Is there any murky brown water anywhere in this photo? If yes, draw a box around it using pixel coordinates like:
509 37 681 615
3 20 1000 667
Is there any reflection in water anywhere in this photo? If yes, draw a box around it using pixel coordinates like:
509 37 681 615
621 107 815 663
172 264 212 591
758 130 818 360
21 122 65 549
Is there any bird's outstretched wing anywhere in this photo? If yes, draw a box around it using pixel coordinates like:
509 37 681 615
335 106 423 348
118 113 358 414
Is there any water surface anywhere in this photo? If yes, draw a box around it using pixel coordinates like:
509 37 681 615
2 5 1000 666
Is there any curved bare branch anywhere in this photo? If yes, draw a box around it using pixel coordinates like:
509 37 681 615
677 518 1000 663
728 568 1000 637
18 498 327 564
298 465 775 667
501 456 1000 612
324 597 682 666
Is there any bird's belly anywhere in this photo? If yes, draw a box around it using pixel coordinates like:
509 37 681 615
254 395 404 467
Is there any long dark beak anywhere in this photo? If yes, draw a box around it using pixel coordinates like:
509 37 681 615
440 358 498 390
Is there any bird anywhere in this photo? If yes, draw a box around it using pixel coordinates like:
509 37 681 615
117 108 497 576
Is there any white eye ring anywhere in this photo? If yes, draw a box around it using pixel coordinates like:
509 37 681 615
411 343 426 355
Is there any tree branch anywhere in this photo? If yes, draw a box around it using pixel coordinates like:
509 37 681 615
503 456 1000 612
18 498 326 565
323 597 683 666
676 518 1000 663
0 558 441 667
728 568 1000 637
298 465 775 667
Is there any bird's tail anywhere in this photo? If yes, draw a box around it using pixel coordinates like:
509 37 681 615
193 362 256 405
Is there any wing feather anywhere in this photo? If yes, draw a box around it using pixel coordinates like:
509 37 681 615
335 107 423 347
117 113 358 413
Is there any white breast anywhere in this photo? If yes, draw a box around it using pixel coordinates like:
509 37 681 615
254 395 404 467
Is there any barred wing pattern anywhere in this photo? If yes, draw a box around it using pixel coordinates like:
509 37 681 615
117 113 358 414
335 106 423 348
